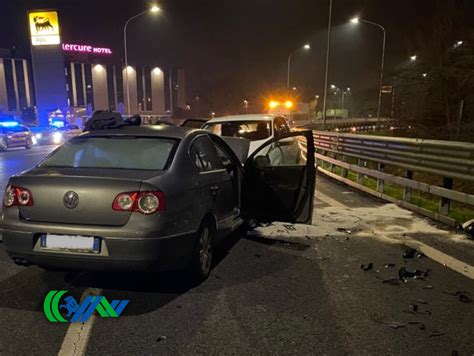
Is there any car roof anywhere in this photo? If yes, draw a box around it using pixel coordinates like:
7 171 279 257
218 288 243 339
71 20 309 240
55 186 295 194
206 114 276 124
80 124 195 139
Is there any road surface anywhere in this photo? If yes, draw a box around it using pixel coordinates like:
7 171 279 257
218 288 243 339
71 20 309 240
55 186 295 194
0 145 473 355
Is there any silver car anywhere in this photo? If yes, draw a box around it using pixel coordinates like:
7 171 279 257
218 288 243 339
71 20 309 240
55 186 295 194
1 124 315 281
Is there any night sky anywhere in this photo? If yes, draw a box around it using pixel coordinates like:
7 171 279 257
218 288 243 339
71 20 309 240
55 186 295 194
1 0 473 113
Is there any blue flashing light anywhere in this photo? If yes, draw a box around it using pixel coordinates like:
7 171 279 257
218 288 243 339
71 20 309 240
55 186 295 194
0 121 19 128
51 120 65 128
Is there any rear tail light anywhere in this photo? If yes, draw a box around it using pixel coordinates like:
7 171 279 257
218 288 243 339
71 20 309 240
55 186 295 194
3 185 34 208
112 191 165 215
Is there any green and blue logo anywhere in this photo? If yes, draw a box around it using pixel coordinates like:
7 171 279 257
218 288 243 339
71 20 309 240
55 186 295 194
43 290 129 323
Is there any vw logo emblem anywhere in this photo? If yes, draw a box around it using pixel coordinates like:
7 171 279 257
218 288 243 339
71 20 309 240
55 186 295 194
63 191 79 209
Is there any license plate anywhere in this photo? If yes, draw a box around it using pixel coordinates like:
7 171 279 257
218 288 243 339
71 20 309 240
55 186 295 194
40 234 100 253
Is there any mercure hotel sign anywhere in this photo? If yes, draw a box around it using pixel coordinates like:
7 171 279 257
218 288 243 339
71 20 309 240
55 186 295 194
62 43 113 55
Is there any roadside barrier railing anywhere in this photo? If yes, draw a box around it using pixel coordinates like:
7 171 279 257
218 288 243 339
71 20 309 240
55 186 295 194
300 131 474 226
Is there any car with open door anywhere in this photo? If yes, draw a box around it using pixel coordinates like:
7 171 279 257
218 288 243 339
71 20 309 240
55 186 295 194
1 111 315 282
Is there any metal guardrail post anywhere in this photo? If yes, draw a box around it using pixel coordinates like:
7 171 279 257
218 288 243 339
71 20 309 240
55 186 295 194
439 177 454 215
341 155 349 178
403 170 414 202
357 159 364 184
376 163 385 193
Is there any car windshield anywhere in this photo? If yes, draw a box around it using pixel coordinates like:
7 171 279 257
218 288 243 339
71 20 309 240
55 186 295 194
39 137 178 170
203 120 272 141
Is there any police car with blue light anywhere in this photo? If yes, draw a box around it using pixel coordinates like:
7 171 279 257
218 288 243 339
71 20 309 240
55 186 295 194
0 116 36 152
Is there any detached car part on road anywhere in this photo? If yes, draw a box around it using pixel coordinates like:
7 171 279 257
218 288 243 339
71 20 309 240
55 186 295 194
1 112 315 281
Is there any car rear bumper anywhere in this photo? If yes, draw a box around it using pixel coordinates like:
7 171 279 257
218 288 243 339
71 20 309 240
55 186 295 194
3 228 196 271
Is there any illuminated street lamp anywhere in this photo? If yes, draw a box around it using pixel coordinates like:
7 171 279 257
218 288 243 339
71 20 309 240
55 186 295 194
287 43 311 88
350 16 386 128
123 5 161 115
410 55 417 62
243 99 249 113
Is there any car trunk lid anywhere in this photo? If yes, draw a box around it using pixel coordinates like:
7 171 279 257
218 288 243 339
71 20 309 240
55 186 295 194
10 168 156 226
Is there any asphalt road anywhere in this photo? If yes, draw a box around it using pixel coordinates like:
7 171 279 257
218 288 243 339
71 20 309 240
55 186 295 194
0 145 473 355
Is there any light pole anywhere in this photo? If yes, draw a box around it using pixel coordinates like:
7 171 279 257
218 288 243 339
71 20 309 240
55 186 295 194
322 0 333 130
350 17 386 128
123 5 160 115
287 44 311 89
243 100 248 113
341 87 350 110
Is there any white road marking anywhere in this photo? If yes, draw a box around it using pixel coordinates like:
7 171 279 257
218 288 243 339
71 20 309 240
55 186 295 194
24 152 51 156
58 288 102 356
316 190 349 210
400 237 474 280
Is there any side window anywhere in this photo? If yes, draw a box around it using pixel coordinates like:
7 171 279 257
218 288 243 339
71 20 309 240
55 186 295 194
213 142 233 166
191 136 224 172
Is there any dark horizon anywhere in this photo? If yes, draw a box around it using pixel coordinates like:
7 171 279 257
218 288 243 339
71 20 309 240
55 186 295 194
1 0 474 114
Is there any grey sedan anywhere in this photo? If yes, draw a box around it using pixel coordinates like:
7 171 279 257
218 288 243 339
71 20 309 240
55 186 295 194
1 123 315 281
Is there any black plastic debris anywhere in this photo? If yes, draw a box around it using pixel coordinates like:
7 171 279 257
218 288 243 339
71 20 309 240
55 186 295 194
337 228 352 234
399 267 429 280
361 263 374 271
417 299 428 305
409 304 418 312
384 263 396 268
283 224 296 231
402 248 425 259
458 294 472 303
462 219 474 239
156 335 168 342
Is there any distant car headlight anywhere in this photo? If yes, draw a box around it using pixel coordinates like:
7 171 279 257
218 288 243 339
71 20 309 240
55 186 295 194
35 133 42 139
52 132 63 144
32 136 38 145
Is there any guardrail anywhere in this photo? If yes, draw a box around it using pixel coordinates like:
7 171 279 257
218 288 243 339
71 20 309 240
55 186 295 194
305 131 474 227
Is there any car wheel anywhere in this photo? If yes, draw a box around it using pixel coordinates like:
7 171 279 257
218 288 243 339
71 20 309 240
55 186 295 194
25 139 33 149
189 222 213 281
0 137 7 152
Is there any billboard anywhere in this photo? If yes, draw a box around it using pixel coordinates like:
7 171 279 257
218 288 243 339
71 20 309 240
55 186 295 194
28 11 60 46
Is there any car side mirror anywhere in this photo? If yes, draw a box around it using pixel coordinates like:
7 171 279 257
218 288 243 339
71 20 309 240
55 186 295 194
253 155 270 168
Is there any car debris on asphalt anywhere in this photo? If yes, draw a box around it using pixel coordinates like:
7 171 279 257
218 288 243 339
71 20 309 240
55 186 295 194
402 247 425 259
360 262 374 271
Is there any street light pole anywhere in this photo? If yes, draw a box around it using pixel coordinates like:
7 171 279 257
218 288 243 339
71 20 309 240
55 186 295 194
123 6 160 115
287 44 310 89
322 0 333 130
351 18 386 129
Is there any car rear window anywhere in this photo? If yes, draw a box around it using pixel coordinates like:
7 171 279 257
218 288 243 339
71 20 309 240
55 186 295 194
203 121 272 141
39 136 178 170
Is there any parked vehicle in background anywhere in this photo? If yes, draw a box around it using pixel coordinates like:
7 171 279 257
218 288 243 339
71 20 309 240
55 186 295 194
35 123 82 145
0 122 35 151
202 114 295 157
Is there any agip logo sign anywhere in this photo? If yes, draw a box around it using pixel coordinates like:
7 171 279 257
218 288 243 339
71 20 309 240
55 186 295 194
28 11 61 46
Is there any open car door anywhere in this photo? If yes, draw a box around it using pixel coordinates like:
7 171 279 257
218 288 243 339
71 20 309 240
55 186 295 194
242 130 315 224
